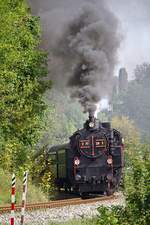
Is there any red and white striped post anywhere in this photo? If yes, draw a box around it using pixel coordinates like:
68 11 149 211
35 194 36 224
10 173 16 225
20 171 28 225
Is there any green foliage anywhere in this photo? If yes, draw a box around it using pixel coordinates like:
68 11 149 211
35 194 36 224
32 90 86 194
97 143 150 225
112 116 140 144
124 151 150 225
97 206 120 225
111 116 140 168
0 0 49 172
0 168 47 205
31 152 55 198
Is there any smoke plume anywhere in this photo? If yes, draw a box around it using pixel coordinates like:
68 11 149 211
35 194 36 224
29 0 121 113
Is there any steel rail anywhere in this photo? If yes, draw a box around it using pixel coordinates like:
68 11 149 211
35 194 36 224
0 195 117 214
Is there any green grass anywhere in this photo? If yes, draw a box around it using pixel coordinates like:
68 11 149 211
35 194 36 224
0 169 47 205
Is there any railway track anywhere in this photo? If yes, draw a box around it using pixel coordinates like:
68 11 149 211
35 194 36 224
0 195 117 214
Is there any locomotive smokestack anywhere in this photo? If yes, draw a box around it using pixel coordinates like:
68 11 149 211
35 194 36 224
89 109 95 122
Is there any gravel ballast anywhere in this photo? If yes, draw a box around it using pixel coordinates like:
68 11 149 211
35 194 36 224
0 193 124 225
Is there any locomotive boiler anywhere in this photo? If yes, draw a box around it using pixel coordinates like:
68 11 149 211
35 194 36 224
47 113 124 197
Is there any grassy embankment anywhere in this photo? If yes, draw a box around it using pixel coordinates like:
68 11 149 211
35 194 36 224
0 169 47 205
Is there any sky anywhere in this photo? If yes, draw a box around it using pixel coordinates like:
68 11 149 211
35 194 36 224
108 0 150 79
28 0 150 80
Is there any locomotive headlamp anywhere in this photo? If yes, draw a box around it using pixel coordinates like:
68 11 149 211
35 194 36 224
74 157 80 166
75 174 81 181
89 122 94 128
107 156 113 165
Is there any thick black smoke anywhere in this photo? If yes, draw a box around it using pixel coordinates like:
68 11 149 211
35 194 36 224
29 0 121 113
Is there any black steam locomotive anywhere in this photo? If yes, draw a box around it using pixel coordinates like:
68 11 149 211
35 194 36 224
48 114 124 197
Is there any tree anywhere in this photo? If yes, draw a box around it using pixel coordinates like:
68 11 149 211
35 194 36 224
42 90 86 146
112 116 140 144
0 0 49 172
135 63 150 82
112 63 150 138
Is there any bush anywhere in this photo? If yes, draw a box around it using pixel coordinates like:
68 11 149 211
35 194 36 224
97 143 150 225
0 169 47 205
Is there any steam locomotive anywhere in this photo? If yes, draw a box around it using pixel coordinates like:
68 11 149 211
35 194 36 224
47 113 124 197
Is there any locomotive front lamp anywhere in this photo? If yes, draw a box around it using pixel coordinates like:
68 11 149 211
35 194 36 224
89 122 94 128
75 174 81 181
74 157 80 166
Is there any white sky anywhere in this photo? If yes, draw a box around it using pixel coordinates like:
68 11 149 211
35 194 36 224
108 0 150 79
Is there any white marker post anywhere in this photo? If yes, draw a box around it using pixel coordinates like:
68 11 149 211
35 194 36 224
20 171 28 225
